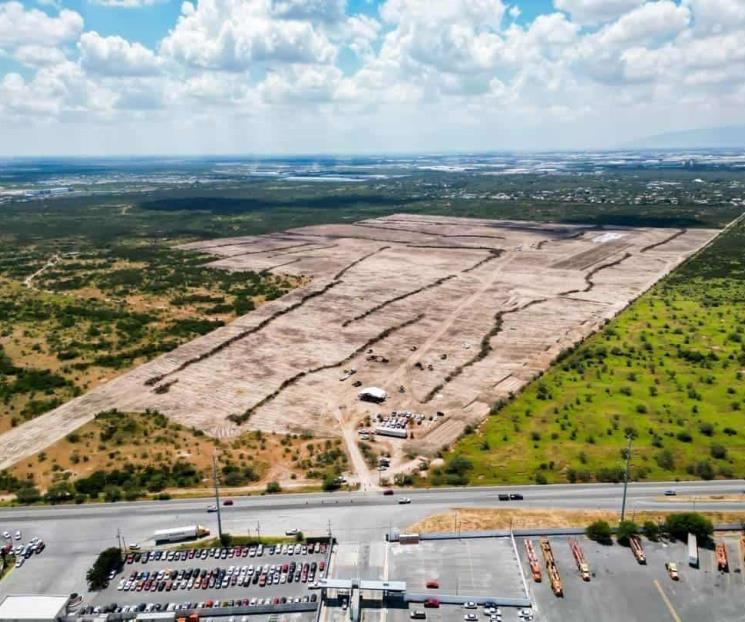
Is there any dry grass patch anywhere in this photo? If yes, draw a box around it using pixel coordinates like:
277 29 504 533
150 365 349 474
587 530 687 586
409 507 745 533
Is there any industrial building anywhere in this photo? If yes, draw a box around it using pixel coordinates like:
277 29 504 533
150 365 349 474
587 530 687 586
0 595 69 622
358 387 387 403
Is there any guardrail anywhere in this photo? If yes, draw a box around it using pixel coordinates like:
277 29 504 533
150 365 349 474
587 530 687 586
405 593 531 608
73 601 318 621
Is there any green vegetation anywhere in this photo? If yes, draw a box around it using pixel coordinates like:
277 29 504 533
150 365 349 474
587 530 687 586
586 520 613 545
664 512 714 542
86 547 123 591
616 520 640 546
444 219 745 485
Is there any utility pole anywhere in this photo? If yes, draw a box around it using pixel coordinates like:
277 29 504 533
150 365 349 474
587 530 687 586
256 521 261 542
212 453 224 543
116 528 123 553
620 435 633 522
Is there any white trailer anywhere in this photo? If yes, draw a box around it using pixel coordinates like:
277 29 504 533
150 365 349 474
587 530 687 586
375 426 407 439
687 532 698 568
152 525 209 544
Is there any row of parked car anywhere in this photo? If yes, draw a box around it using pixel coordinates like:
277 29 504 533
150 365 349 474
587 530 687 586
126 542 326 565
2 537 45 568
119 559 325 593
79 594 318 615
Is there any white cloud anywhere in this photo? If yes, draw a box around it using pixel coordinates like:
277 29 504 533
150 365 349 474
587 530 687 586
159 0 337 71
0 1 83 50
553 0 644 26
13 45 67 68
79 32 162 76
270 0 346 24
88 0 162 7
684 0 745 34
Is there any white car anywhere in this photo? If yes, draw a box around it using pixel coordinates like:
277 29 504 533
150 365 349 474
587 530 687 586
117 580 126 591
465 615 478 622
285 529 299 536
14 530 21 540
2 531 9 539
15 557 24 568
398 497 412 504
464 602 478 609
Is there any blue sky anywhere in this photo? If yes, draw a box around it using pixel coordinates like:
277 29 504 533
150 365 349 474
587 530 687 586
0 0 743 155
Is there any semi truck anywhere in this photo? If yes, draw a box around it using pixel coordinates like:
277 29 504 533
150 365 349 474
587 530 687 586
153 525 209 544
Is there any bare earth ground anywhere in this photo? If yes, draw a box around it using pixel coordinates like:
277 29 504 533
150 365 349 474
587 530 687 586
0 215 719 484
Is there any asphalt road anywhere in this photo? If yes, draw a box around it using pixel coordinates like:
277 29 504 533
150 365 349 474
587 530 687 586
0 480 743 600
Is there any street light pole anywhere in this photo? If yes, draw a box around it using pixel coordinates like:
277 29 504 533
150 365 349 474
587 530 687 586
620 435 633 522
212 453 224 543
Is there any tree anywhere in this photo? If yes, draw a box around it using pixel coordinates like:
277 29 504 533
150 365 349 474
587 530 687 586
15 486 41 505
322 475 341 492
586 520 612 545
86 547 122 591
642 521 660 541
265 481 281 494
220 533 233 548
44 482 73 504
616 520 639 546
294 531 305 543
663 512 713 542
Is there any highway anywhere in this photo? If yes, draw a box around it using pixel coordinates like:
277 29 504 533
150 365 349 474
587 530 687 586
0 480 743 599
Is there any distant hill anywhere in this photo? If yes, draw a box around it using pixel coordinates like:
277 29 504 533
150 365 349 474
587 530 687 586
632 126 745 149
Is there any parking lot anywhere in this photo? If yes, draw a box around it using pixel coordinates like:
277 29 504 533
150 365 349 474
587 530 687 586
519 534 745 622
82 541 329 615
388 538 526 600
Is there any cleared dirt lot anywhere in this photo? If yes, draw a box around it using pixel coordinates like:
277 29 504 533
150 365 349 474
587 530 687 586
0 215 718 473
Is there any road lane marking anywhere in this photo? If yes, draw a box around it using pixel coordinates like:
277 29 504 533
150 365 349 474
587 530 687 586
654 579 682 622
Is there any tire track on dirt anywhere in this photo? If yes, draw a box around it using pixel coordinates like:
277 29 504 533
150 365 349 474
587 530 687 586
228 313 425 424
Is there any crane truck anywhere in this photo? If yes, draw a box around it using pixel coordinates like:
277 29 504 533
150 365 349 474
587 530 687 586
569 538 590 581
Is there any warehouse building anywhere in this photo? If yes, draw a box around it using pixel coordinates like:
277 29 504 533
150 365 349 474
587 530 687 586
0 595 69 622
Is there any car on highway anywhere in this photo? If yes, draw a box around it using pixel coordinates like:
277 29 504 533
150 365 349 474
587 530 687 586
383 489 394 496
425 580 440 589
223 499 234 506
509 493 524 500
285 529 299 536
498 494 509 501
398 497 412 504
207 505 218 512
664 490 676 496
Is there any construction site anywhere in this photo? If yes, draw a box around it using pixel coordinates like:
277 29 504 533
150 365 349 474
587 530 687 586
0 215 719 480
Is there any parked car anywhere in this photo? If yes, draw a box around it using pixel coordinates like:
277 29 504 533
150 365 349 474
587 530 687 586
410 610 427 619
424 599 440 608
464 602 478 609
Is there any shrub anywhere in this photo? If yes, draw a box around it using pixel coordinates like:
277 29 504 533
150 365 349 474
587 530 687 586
322 475 341 492
14 486 41 505
710 445 727 460
676 431 692 443
642 521 660 541
698 422 714 436
265 481 281 494
586 520 612 545
616 520 639 546
663 512 713 542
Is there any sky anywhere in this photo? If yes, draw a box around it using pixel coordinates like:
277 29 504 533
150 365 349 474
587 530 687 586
1 0 744 156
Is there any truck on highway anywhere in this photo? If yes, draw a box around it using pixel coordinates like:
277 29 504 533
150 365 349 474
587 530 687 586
687 533 698 568
153 525 209 544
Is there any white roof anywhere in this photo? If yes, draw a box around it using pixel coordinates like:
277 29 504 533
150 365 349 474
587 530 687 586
358 387 387 399
0 595 68 620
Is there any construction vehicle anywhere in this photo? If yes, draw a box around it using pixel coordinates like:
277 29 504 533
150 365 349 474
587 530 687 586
524 540 542 582
629 535 646 565
665 562 679 581
540 538 563 597
716 542 728 572
569 538 591 581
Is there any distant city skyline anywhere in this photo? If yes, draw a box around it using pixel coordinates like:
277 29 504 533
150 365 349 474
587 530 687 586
1 0 744 155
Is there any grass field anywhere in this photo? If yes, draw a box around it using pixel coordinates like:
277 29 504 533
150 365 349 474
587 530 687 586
439 219 745 485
